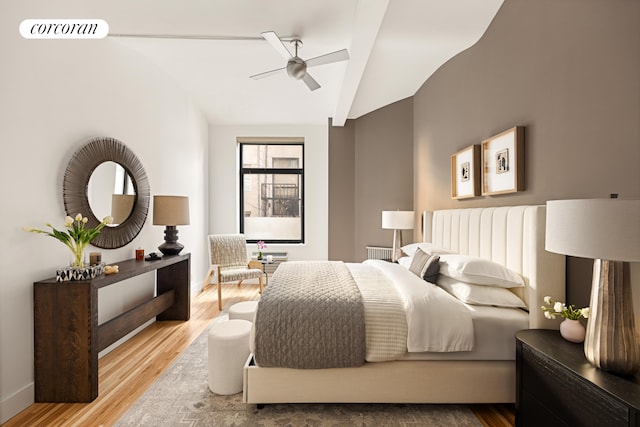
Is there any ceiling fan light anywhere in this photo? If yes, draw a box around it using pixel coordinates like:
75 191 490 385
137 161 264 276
287 58 307 80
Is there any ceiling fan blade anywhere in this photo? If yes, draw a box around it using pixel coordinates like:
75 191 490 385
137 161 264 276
250 66 286 80
301 73 321 91
305 49 349 68
261 31 292 59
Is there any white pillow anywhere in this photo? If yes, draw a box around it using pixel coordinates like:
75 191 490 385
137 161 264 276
401 242 452 257
439 254 525 288
437 276 527 308
397 256 412 268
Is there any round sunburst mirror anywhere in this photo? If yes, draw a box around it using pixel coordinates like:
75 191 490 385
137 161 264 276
63 137 150 249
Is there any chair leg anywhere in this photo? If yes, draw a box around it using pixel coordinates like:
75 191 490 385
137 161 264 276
217 281 222 311
237 279 243 288
203 268 214 291
259 274 264 294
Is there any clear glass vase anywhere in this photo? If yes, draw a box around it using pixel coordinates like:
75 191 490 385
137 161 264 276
70 245 87 268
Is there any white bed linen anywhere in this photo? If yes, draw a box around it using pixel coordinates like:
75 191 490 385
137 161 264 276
347 262 407 362
401 304 529 361
360 260 474 353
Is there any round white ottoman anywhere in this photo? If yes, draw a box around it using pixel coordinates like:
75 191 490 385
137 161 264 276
228 301 259 322
208 319 252 395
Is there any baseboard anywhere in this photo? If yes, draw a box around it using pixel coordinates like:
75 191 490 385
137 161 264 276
0 382 33 424
191 279 203 295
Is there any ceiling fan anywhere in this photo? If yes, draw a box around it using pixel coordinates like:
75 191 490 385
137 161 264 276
250 31 349 91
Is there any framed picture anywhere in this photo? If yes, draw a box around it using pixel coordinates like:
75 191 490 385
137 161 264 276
482 126 524 195
451 144 480 199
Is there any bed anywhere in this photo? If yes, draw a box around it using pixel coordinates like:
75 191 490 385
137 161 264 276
243 205 565 404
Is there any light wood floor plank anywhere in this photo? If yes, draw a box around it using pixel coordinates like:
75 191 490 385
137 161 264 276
4 282 514 426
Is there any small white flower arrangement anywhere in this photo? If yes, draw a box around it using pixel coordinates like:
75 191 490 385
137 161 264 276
541 296 589 320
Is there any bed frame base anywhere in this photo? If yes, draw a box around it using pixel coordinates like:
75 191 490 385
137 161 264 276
243 356 515 404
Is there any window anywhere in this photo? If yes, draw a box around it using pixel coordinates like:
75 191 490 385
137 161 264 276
239 141 304 243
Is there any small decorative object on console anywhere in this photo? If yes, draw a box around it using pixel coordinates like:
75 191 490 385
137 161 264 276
89 252 102 266
146 252 161 261
104 265 119 275
56 263 105 282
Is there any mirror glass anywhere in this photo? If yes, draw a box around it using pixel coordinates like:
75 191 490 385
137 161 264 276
87 162 136 227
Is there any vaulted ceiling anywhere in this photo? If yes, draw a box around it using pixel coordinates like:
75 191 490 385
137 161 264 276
48 0 504 126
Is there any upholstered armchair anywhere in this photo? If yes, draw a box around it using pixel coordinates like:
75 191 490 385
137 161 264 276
204 234 264 310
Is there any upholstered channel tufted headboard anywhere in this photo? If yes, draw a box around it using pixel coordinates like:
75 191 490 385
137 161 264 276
423 205 566 329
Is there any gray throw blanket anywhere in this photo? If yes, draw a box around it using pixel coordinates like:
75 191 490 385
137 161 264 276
253 261 366 369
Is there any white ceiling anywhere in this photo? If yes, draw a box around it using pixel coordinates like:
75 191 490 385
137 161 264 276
53 0 505 126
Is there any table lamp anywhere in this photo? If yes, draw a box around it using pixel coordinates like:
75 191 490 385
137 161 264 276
546 198 640 375
382 210 414 262
153 195 190 256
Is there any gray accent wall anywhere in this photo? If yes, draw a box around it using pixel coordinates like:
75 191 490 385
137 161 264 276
413 0 640 307
329 98 414 262
329 0 639 310
328 118 356 261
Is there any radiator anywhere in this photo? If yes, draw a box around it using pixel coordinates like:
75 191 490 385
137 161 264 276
366 246 393 261
251 252 287 275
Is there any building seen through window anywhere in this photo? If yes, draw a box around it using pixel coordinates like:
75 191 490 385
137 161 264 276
239 142 304 243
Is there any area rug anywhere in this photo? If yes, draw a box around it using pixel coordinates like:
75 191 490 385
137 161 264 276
116 313 482 427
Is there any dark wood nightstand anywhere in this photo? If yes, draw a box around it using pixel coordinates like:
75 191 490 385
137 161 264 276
516 329 640 427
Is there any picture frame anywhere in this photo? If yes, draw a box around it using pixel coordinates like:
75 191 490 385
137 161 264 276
481 126 524 195
451 144 481 199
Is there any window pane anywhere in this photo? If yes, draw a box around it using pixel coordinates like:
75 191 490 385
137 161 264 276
243 172 301 241
240 142 304 243
242 144 303 168
242 163 252 191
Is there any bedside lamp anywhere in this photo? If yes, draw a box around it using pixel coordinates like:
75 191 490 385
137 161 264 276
382 210 414 262
153 195 190 256
546 198 640 375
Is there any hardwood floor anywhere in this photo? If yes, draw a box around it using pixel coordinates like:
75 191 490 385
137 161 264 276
472 403 516 427
4 282 514 427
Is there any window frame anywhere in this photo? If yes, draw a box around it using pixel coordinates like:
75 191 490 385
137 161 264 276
239 141 305 244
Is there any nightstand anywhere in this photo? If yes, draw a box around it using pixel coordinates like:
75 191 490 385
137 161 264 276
516 329 640 427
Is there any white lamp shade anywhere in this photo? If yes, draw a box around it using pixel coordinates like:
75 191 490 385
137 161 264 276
546 199 640 262
382 211 414 230
153 195 190 226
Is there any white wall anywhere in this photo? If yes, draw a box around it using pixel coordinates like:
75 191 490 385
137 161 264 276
0 7 209 423
209 125 328 262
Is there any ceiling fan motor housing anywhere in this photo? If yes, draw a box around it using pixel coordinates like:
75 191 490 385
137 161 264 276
287 57 307 79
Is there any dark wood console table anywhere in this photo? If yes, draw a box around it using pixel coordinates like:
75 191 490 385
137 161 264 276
34 253 190 403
